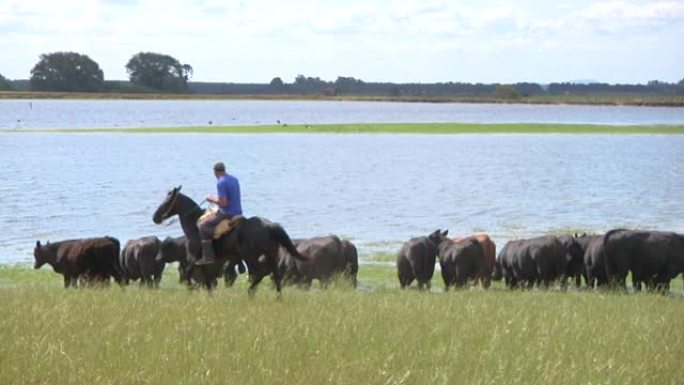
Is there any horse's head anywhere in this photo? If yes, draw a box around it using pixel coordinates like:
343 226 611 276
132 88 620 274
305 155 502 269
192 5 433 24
33 240 47 269
153 185 182 224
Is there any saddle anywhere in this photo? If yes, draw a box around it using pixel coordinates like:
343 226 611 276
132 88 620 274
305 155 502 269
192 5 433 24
198 207 244 240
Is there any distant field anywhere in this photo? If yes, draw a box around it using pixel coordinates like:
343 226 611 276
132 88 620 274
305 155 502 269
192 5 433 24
1 90 683 106
27 122 684 134
1 265 682 385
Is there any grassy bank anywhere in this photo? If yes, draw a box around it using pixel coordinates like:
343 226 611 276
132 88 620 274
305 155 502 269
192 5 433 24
2 90 683 107
1 265 682 385
20 123 684 135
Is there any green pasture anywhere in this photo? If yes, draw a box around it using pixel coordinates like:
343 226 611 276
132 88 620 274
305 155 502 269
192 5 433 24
15 122 684 135
0 264 682 385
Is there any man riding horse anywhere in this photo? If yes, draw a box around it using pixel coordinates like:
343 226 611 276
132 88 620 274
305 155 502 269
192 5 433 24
195 162 243 265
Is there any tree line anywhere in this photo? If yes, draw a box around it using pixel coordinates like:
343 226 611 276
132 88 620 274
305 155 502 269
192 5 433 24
1 51 192 93
1 51 683 99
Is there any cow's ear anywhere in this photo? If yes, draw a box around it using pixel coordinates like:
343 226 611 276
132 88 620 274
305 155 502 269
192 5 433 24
36 240 41 248
442 229 449 236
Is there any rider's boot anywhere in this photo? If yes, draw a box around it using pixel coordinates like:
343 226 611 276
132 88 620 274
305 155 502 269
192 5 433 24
195 240 216 265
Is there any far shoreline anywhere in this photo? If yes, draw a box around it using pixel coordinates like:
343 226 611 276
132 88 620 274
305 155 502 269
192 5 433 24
1 91 683 107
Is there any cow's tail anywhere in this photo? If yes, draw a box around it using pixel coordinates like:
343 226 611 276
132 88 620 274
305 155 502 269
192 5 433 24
269 224 309 261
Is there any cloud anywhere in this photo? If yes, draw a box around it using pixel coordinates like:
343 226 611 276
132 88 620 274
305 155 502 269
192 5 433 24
0 0 681 82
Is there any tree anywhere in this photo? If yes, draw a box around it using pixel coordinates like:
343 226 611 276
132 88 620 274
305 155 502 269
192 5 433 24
30 52 104 92
0 73 13 91
270 77 284 88
126 52 193 92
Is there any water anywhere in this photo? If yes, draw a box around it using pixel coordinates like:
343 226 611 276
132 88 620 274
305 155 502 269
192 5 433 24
1 133 683 264
2 99 684 130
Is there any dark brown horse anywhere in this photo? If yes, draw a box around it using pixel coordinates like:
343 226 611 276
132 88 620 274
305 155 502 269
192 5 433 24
34 237 123 288
152 186 308 295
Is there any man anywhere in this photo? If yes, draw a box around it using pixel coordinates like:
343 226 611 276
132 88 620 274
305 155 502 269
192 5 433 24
195 162 243 265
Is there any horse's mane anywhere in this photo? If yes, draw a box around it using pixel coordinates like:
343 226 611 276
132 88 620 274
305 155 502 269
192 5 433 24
176 192 201 210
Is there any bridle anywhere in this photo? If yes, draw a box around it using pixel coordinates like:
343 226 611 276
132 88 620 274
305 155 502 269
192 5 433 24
159 191 180 220
160 192 207 225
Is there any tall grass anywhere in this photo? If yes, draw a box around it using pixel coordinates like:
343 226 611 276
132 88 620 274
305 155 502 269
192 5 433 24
1 265 682 385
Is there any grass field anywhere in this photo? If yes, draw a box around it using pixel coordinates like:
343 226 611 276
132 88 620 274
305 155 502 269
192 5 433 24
17 122 684 135
1 264 682 385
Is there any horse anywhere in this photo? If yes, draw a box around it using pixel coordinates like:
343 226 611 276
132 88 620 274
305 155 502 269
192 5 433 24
152 185 308 295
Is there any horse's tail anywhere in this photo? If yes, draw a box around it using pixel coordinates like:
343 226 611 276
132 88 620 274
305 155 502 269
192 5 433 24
269 224 309 261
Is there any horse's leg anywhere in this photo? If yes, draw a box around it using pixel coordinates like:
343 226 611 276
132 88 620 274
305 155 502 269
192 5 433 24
248 272 265 297
200 266 214 291
224 262 238 287
265 251 282 296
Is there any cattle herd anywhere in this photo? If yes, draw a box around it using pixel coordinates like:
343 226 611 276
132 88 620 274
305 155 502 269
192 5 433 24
32 227 684 294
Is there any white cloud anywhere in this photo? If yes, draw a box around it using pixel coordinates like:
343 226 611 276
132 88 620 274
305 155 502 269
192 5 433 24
0 0 682 83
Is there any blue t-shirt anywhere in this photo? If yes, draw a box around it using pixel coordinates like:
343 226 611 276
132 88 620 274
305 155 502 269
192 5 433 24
217 174 243 216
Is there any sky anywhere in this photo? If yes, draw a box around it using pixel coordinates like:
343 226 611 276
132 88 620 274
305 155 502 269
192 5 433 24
1 0 683 84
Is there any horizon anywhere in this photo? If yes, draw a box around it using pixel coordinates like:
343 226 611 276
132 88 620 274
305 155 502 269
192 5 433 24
1 0 683 84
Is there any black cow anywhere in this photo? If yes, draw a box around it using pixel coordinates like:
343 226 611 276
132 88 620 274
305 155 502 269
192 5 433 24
604 229 684 292
432 230 484 290
493 235 582 290
157 236 189 284
120 236 164 288
493 240 523 289
396 230 440 290
573 234 608 289
277 235 358 288
156 235 245 287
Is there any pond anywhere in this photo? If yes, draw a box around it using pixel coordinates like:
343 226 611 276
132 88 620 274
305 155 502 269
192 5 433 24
1 132 683 264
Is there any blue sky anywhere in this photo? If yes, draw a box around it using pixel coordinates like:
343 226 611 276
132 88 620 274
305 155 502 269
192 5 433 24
1 0 682 84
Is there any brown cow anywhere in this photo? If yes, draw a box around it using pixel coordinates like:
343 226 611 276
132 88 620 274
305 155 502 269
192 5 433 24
34 237 123 288
452 234 496 288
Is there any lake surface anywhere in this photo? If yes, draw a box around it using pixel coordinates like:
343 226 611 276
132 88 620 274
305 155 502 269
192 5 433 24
2 99 684 130
1 133 683 264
